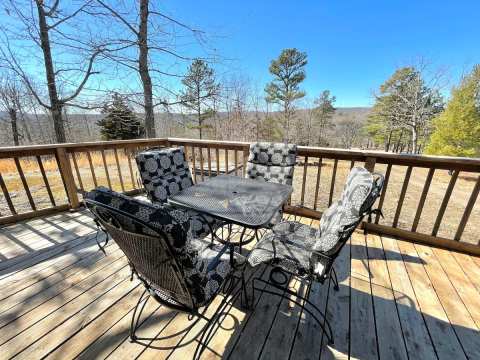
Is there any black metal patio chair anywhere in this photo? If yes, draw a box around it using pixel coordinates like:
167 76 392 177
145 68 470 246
246 167 384 344
135 147 222 239
84 187 245 359
246 142 298 226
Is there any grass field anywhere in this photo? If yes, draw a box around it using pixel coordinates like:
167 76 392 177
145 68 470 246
0 150 478 245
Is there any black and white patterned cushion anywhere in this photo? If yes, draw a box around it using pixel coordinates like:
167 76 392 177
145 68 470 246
184 237 245 306
248 167 377 278
135 147 220 239
247 221 325 276
246 142 297 185
85 187 243 307
246 142 297 227
136 147 191 184
314 167 373 253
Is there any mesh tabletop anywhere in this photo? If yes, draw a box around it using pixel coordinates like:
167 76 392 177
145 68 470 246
168 175 293 228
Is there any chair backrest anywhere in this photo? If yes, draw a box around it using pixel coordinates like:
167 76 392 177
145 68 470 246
314 167 384 256
84 187 195 310
246 142 297 185
135 147 193 204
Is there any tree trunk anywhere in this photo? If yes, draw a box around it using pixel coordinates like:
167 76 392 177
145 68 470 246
385 130 393 152
36 1 66 143
394 129 404 153
411 125 418 154
8 108 19 146
138 0 155 138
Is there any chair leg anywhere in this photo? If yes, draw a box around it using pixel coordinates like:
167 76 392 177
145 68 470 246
193 275 243 359
130 288 149 342
250 272 335 345
330 267 339 291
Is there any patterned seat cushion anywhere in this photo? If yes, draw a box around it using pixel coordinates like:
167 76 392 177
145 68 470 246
246 142 297 228
183 237 245 306
145 173 194 203
248 221 327 277
248 167 377 278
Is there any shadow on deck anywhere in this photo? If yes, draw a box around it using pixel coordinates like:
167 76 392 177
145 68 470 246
0 210 479 359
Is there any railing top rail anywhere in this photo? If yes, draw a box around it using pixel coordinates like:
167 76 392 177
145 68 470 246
0 138 170 158
0 137 478 171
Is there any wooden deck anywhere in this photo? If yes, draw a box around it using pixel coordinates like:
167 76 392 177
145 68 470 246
0 210 479 360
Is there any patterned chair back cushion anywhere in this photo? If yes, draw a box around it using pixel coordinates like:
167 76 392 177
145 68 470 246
315 167 374 254
84 187 190 254
135 147 193 203
246 142 297 185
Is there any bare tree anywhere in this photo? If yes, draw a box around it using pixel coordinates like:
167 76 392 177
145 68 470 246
0 72 39 145
94 0 207 138
0 0 103 143
338 116 362 149
0 74 22 145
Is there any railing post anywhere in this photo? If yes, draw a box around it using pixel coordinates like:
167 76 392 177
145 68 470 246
56 147 80 209
365 156 376 172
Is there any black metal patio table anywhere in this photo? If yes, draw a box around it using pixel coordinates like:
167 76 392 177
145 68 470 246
168 175 293 247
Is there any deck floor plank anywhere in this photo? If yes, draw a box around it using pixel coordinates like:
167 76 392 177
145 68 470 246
349 232 379 360
0 210 479 360
414 243 480 359
366 233 408 360
380 235 437 360
396 240 468 360
0 248 124 343
432 248 480 328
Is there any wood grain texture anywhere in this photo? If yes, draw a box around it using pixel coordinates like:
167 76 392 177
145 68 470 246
0 210 479 359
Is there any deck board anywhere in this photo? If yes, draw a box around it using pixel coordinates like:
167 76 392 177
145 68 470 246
1 209 479 359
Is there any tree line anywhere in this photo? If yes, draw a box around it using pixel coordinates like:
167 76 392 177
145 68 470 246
0 1 478 157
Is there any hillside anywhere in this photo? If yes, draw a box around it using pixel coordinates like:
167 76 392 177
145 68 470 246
0 107 371 147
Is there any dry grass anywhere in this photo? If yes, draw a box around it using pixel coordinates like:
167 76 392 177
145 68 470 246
0 149 478 245
290 158 479 245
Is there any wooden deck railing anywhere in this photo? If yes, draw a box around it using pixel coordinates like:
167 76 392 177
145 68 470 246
1 138 479 255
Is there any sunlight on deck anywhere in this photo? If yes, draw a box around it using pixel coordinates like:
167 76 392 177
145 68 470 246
0 209 479 359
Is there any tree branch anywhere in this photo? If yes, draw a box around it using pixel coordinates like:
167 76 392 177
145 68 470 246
60 49 101 103
96 0 139 36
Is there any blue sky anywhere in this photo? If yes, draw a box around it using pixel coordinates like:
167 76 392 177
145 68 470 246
163 0 480 107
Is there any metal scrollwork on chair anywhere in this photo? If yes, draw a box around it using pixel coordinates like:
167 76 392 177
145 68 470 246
246 167 385 345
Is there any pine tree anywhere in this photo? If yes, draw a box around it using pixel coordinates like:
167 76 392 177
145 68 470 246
265 48 307 142
364 67 443 153
97 93 144 140
180 59 219 139
313 90 336 146
425 66 480 157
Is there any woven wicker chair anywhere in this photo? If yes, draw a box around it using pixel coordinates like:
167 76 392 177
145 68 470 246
84 187 244 358
246 167 384 344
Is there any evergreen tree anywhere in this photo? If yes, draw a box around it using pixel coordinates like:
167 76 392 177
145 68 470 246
364 67 443 153
313 90 336 146
425 66 480 157
180 59 219 139
265 48 307 142
97 93 144 140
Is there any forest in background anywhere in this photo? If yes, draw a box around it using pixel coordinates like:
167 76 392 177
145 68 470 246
0 1 478 157
0 107 371 148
